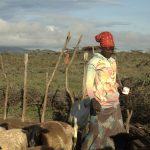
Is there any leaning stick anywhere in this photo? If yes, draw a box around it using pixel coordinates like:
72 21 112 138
125 109 133 133
0 55 9 120
65 35 82 105
41 32 71 123
65 35 82 149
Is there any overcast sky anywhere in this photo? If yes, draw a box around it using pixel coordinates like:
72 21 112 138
0 0 150 51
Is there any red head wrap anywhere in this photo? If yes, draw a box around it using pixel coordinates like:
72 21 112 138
95 31 115 49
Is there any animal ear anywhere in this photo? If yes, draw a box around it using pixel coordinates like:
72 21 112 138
129 135 138 141
0 123 8 130
22 126 29 131
41 128 49 133
22 128 29 136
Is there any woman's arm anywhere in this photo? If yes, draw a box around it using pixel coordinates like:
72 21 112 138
86 62 96 99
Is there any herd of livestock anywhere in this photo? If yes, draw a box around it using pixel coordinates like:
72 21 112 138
0 120 149 150
0 121 76 150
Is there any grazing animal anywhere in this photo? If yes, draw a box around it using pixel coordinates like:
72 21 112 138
0 126 6 132
139 145 150 150
23 124 44 147
110 132 136 150
0 124 46 150
22 121 77 150
40 121 77 150
0 129 28 150
27 145 54 150
109 133 149 150
0 123 8 131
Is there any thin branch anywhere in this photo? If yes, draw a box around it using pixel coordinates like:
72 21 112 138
41 32 71 123
125 109 133 133
65 35 82 105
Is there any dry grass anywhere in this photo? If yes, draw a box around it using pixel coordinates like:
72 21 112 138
0 50 149 122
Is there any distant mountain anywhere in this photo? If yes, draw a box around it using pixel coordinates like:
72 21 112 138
0 46 28 52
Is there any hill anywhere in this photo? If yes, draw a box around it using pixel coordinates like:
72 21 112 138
0 46 27 52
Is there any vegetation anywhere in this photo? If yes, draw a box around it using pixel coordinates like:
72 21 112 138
0 50 149 124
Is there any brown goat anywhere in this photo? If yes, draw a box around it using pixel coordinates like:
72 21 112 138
27 145 53 150
40 121 76 150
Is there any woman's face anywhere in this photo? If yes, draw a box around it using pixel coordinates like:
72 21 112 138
101 48 114 59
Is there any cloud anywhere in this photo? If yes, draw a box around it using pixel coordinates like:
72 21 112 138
114 31 150 51
73 0 121 5
0 1 150 51
0 17 150 51
47 25 57 32
0 17 93 49
0 0 121 21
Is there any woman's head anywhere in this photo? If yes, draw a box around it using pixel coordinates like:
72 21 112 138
101 47 114 58
95 31 115 58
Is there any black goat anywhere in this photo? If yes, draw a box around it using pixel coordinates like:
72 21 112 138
0 123 8 130
110 133 136 150
23 124 47 147
78 132 136 150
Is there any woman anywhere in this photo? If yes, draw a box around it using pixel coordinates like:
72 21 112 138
81 31 126 150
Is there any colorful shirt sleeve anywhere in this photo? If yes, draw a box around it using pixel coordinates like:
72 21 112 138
86 58 97 99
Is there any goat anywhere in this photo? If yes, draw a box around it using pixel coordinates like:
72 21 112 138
110 132 136 150
0 129 28 150
78 132 137 150
0 123 8 131
22 124 44 147
27 145 54 150
23 120 77 150
40 121 77 150
111 133 150 150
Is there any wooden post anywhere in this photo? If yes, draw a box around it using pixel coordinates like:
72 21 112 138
0 55 9 120
82 52 88 99
65 35 82 105
22 53 28 122
45 72 49 86
41 32 71 123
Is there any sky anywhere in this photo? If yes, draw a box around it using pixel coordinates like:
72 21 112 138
0 0 150 51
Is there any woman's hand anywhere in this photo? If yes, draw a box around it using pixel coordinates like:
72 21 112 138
91 98 101 113
118 85 123 94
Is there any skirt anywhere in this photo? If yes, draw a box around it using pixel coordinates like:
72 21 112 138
81 104 126 150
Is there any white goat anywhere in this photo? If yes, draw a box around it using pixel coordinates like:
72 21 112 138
0 129 28 150
0 126 6 132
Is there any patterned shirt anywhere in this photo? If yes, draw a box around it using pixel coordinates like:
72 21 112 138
86 53 119 108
